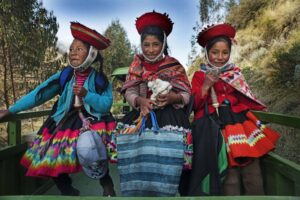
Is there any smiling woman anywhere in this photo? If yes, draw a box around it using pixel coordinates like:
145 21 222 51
117 11 192 197
189 23 280 196
141 35 164 61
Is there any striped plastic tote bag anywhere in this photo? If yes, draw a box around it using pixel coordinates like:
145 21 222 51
116 111 184 196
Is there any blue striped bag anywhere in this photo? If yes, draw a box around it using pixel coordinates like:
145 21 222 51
116 111 184 197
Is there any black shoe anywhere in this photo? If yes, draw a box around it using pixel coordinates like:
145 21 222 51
100 173 116 196
103 186 116 197
53 174 80 196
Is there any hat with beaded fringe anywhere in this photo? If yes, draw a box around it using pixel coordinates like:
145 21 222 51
135 11 174 36
71 22 110 50
197 23 236 47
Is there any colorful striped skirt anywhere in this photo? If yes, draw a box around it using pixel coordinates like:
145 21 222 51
20 108 116 177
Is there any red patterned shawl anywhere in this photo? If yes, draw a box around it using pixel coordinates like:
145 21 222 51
219 66 266 108
121 55 191 95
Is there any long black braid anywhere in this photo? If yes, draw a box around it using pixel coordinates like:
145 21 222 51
93 51 109 92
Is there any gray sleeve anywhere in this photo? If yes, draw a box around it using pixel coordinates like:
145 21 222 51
173 91 191 109
124 86 140 109
124 83 147 110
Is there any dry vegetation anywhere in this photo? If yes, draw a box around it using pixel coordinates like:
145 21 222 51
227 0 300 114
0 97 57 149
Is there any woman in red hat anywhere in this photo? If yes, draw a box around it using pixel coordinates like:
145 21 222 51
189 23 280 195
0 22 116 196
120 11 192 196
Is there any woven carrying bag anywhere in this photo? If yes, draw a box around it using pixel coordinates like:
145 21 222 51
117 111 184 196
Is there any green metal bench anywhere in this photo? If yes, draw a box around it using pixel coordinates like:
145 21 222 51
0 109 299 198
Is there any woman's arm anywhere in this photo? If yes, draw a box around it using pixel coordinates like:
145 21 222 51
8 72 61 114
156 90 185 108
124 85 140 109
83 83 113 114
124 84 155 116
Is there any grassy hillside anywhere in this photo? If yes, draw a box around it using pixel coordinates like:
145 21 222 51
226 0 300 113
188 0 300 163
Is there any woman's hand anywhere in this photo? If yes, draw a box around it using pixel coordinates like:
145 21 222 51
73 85 87 97
156 91 182 108
136 96 155 116
202 72 219 96
0 110 11 120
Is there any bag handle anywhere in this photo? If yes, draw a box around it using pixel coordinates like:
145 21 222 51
140 111 159 135
205 101 209 116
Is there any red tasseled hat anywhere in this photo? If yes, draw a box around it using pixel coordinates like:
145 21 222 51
197 23 236 47
135 11 173 36
70 22 110 50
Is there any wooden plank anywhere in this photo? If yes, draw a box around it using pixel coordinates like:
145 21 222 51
0 110 51 123
0 110 50 148
0 144 27 159
0 143 52 195
0 195 300 200
8 120 21 146
261 152 300 196
111 66 129 77
111 67 129 82
0 147 22 194
252 111 300 129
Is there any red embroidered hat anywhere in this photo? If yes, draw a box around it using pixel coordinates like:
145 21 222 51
135 11 173 36
197 23 236 47
71 22 110 50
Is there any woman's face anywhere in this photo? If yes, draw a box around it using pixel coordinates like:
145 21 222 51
208 41 230 67
142 35 163 60
69 39 89 67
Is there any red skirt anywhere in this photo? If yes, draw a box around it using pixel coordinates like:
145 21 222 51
222 111 280 167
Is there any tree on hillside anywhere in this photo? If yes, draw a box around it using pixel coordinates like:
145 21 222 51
226 0 268 29
0 0 59 109
188 0 238 66
101 20 133 113
102 20 133 76
199 0 239 26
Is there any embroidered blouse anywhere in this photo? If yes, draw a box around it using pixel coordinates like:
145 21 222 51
192 70 266 120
